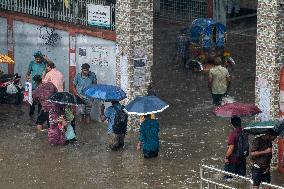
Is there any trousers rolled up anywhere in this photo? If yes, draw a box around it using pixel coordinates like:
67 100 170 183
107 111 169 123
77 96 92 116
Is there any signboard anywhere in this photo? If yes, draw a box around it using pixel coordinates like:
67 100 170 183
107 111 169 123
87 4 111 28
90 45 109 67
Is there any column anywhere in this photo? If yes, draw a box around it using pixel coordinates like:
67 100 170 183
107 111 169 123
7 16 14 74
255 0 283 120
116 0 153 127
116 0 153 100
69 31 76 92
256 0 284 169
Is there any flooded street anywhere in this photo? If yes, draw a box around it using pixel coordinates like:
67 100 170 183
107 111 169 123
0 19 283 189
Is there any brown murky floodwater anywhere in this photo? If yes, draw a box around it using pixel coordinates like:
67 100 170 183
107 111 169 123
0 19 283 189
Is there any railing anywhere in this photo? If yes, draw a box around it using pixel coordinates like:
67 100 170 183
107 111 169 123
154 0 207 23
0 0 116 31
200 165 284 189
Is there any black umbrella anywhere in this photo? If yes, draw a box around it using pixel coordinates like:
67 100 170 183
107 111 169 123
243 121 277 135
48 92 78 105
124 96 169 115
274 120 284 138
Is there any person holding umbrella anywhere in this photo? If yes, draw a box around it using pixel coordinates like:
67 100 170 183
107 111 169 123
48 92 78 145
99 100 127 151
72 63 97 124
84 84 128 150
48 104 68 145
137 114 160 158
124 95 169 158
250 129 279 189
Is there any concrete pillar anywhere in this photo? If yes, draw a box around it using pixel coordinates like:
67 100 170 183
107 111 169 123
256 0 284 168
7 16 14 74
207 0 214 18
69 31 76 92
255 0 284 120
116 1 153 100
116 0 153 127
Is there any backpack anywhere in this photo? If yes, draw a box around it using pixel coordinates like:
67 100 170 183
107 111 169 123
233 131 249 158
112 105 128 134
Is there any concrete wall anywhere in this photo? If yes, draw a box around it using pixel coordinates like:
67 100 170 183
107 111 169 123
75 34 116 119
0 17 8 74
0 10 116 121
76 34 116 85
13 21 70 90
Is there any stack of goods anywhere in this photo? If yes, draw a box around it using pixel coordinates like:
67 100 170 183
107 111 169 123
0 55 14 64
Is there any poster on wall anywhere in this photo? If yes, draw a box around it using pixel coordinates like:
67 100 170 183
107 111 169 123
120 54 128 93
133 67 145 87
90 45 109 67
134 46 147 59
87 4 111 28
79 47 87 58
70 53 76 66
257 77 271 121
70 36 76 50
133 58 147 87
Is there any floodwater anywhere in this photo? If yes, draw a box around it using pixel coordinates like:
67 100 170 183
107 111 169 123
0 19 283 189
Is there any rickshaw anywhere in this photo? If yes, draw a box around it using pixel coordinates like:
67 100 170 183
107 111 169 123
185 18 235 72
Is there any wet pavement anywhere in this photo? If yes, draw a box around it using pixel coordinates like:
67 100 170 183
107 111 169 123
0 18 284 189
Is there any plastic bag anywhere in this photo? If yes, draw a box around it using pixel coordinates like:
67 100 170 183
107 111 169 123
221 95 235 105
23 81 33 105
65 124 76 140
6 83 18 94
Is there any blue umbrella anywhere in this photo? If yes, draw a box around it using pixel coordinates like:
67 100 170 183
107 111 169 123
124 96 169 115
84 84 127 102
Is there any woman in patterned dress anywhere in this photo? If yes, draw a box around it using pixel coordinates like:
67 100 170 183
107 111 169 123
48 104 66 145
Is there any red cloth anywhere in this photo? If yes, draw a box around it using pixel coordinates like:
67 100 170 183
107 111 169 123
227 127 244 163
32 82 57 112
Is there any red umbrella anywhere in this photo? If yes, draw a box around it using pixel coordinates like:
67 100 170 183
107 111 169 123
213 102 262 117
